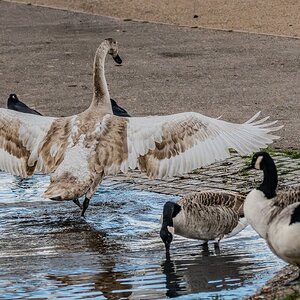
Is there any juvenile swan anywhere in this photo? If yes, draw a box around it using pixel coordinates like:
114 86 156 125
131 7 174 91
244 152 300 284
160 191 247 252
0 39 282 217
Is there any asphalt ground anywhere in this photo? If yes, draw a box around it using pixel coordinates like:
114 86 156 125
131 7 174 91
0 1 299 149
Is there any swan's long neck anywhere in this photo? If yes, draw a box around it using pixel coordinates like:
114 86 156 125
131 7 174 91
258 157 278 199
90 44 112 111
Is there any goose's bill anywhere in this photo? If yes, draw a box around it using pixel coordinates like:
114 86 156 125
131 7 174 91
113 54 122 64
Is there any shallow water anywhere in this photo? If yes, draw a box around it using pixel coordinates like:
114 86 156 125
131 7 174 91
0 173 285 299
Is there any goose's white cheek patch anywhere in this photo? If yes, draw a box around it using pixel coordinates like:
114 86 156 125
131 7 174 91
167 226 175 235
255 156 263 170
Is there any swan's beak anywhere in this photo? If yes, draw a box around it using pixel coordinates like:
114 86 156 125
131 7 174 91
113 54 122 65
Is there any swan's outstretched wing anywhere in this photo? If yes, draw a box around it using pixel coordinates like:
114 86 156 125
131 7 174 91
101 111 282 178
0 108 67 177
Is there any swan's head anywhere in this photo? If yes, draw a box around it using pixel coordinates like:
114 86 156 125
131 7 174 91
105 38 122 64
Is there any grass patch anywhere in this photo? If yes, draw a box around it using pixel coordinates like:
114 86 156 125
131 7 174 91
240 170 250 176
281 149 300 159
279 170 290 176
283 292 300 300
265 148 300 159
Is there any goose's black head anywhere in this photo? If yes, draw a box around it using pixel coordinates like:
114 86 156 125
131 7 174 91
160 226 174 253
249 151 272 171
245 151 278 199
160 201 181 253
8 93 19 104
105 38 122 65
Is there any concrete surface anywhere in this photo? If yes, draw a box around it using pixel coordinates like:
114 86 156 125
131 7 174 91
0 1 299 149
107 151 300 197
9 0 300 37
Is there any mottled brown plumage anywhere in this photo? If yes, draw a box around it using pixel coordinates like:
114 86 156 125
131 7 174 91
160 191 247 251
273 187 300 208
175 191 246 240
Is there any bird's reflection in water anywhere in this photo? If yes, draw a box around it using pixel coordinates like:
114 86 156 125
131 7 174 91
161 243 255 297
42 217 133 299
46 271 132 300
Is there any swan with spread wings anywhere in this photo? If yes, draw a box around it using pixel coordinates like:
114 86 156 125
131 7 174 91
0 39 282 216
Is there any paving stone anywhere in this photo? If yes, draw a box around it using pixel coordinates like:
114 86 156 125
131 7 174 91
105 153 300 196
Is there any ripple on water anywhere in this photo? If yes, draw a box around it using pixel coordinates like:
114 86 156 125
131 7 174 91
0 172 285 299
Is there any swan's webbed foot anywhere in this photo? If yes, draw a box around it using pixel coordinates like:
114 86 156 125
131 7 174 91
81 197 90 217
73 199 82 209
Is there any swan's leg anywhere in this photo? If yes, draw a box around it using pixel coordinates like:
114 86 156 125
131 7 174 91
81 197 90 217
81 172 104 217
73 199 82 209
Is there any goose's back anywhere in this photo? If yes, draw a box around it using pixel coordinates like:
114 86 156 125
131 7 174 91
179 191 245 215
174 191 245 240
273 187 300 208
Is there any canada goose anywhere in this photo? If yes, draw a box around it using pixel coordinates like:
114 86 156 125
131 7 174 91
7 94 131 118
7 94 42 115
160 191 247 252
244 151 300 284
0 38 283 217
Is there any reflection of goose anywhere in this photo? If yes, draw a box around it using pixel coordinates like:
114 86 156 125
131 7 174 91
160 191 247 252
0 37 282 216
244 151 300 284
161 248 254 295
7 93 131 118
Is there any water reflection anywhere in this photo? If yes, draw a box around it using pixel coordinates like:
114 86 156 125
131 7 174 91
161 244 255 298
46 271 133 300
0 173 285 299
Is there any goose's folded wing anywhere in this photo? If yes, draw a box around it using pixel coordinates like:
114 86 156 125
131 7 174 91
273 187 300 208
100 111 282 178
0 108 59 176
180 191 245 213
